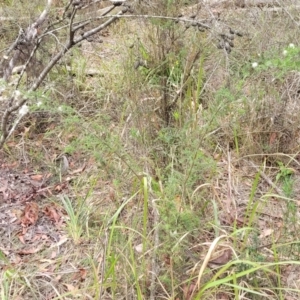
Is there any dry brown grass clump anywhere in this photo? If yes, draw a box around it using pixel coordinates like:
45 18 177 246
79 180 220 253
2 1 300 299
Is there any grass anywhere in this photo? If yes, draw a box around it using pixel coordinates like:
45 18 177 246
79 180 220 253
1 0 300 299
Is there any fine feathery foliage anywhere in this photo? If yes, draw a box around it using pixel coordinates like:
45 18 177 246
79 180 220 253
1 0 300 299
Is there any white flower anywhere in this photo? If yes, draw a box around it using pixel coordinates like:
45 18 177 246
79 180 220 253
252 62 258 68
58 106 63 112
289 43 295 48
19 104 29 116
37 101 42 107
283 50 288 56
14 90 21 100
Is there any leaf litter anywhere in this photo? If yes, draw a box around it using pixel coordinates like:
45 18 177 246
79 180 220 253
0 152 90 297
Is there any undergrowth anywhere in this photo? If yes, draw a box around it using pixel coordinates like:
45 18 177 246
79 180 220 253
1 0 300 299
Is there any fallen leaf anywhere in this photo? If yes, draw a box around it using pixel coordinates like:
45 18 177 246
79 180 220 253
162 254 171 266
20 202 39 226
259 228 274 239
72 268 87 282
109 187 116 201
216 292 231 300
64 283 77 292
22 227 28 235
30 174 43 181
54 184 62 191
54 182 68 192
32 234 47 242
269 132 277 145
44 204 62 223
208 248 232 267
68 164 86 175
213 153 222 161
183 282 197 300
18 234 26 244
1 161 17 168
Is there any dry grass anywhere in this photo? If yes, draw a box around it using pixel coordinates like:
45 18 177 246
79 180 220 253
1 0 300 299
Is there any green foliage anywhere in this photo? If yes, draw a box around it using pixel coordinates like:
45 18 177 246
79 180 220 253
276 161 295 197
244 44 300 78
1 269 12 300
61 195 89 244
3 1 300 299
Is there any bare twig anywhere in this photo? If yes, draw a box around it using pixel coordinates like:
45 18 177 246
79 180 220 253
0 0 238 148
0 0 131 148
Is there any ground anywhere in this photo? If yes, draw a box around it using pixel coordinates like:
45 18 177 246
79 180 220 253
2 0 300 299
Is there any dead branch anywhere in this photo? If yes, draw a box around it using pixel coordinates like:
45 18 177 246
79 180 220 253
0 0 130 148
0 0 247 148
